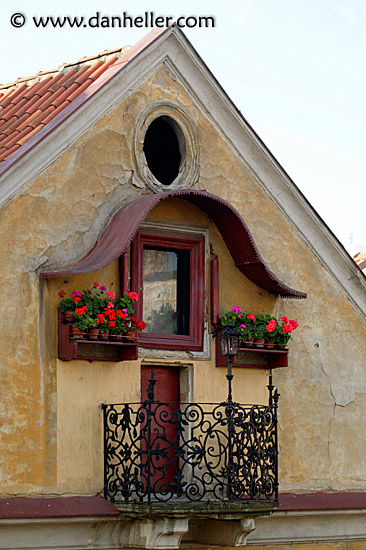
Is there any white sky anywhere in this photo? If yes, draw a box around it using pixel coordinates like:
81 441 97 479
1 0 365 252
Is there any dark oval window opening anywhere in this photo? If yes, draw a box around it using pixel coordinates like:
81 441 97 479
143 116 183 185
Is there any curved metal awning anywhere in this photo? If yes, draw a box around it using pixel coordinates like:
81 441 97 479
41 189 306 298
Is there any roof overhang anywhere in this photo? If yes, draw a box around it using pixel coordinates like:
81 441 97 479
41 189 306 299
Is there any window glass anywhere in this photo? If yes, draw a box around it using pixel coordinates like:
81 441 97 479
143 247 190 335
143 116 182 185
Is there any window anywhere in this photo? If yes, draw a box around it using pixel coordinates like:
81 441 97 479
131 230 205 351
134 102 199 192
143 116 183 185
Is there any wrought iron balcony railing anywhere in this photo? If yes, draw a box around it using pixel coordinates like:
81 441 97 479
102 373 279 507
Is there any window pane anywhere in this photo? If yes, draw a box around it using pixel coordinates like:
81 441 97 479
143 249 178 334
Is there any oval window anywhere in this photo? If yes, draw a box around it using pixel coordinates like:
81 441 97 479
143 116 183 186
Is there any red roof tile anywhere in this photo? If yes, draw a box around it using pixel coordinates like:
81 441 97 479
354 252 366 271
0 47 130 164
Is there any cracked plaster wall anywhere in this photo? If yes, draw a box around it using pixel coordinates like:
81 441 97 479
0 64 365 495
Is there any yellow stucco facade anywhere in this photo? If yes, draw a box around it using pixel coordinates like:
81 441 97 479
1 36 366 548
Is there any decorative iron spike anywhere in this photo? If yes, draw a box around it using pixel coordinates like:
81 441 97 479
146 369 157 401
267 370 274 406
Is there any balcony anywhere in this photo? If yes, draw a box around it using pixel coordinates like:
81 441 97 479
102 373 279 518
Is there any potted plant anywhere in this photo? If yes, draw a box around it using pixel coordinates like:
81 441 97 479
96 313 110 340
252 315 266 347
272 316 299 347
243 312 256 346
70 305 90 339
263 315 278 348
220 306 247 342
58 290 76 322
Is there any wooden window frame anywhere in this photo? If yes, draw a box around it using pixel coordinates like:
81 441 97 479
131 230 205 351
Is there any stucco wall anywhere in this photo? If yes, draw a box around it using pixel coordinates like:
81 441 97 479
0 63 365 496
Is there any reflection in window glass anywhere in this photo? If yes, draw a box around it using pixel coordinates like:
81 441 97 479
143 249 178 334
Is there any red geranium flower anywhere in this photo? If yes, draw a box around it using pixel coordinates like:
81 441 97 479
94 281 99 288
58 290 66 297
74 297 81 302
283 322 293 334
247 313 256 322
128 291 139 302
266 320 277 333
107 291 115 299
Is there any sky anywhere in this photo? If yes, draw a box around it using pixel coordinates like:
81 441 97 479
1 0 365 253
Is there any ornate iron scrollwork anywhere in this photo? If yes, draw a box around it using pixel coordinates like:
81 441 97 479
102 374 279 505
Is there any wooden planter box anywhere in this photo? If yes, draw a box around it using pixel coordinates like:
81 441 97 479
215 338 288 369
58 310 138 362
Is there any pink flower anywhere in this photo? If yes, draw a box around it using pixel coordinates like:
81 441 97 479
238 313 243 318
107 302 114 309
240 324 247 329
232 305 241 314
107 291 115 299
72 291 82 298
100 286 106 291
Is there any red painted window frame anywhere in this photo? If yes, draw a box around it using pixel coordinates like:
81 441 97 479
131 230 205 351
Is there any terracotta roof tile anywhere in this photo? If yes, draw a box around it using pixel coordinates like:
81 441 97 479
0 143 20 162
354 252 366 271
0 46 129 164
0 84 28 110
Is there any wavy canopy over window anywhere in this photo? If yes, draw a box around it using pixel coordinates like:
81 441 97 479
41 189 306 299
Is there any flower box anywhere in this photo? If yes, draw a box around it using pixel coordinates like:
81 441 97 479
214 306 298 369
215 337 288 369
58 310 138 362
57 282 146 362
